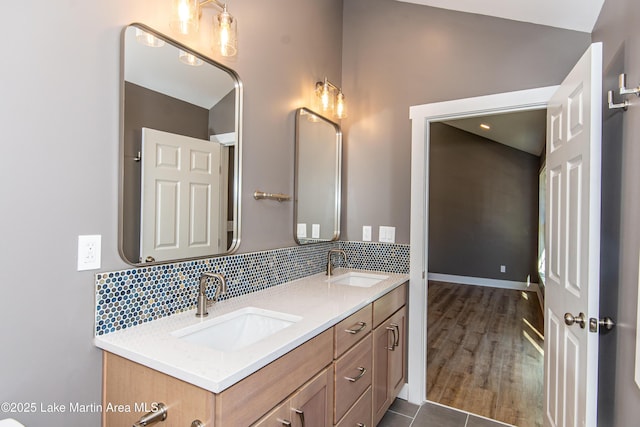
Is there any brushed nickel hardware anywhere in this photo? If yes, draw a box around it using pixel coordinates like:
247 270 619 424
293 408 305 427
564 312 586 329
386 325 397 350
278 419 292 426
391 323 400 348
191 421 204 427
345 366 367 382
133 151 141 162
589 316 616 333
196 272 227 317
326 249 347 275
144 256 156 263
357 424 366 427
253 190 291 202
345 322 367 334
619 73 640 97
608 73 640 111
132 402 167 427
608 90 629 111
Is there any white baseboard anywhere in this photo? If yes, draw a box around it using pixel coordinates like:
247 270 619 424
427 273 539 292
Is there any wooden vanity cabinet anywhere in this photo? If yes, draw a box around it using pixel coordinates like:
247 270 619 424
372 283 407 426
102 352 215 427
102 282 408 427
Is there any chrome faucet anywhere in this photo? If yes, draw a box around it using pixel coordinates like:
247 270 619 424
196 272 227 317
326 249 347 276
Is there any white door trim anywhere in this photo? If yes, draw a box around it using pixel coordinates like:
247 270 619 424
407 85 558 404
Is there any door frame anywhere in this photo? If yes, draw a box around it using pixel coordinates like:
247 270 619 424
406 85 559 404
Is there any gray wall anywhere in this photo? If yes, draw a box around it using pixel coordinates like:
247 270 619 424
341 0 591 243
428 123 539 282
0 1 342 426
592 1 640 425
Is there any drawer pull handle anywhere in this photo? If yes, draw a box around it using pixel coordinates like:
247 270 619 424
132 402 167 427
191 421 204 427
357 424 366 427
345 321 367 334
293 408 305 427
386 326 397 351
278 419 292 426
345 366 367 382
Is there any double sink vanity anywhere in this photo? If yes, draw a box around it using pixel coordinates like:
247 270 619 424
100 23 409 427
96 269 408 426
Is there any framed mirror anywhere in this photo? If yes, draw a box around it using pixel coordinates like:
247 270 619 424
294 108 342 244
119 23 242 265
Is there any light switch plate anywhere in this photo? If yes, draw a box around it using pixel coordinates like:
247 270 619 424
379 226 395 243
77 235 101 271
362 225 372 242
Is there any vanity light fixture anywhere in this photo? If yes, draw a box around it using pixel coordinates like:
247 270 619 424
170 0 238 58
315 77 347 119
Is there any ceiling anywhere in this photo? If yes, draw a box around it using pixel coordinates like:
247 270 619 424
396 0 605 33
443 109 547 157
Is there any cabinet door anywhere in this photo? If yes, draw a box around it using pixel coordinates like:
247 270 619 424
388 307 406 398
372 307 406 426
290 368 333 427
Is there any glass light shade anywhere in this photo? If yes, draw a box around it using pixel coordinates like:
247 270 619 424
335 91 347 119
135 28 165 47
317 82 334 114
170 0 200 36
179 49 203 66
213 8 237 57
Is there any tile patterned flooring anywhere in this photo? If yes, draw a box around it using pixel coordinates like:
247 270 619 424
379 398 515 427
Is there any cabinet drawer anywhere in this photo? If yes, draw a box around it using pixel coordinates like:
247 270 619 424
334 305 372 358
335 386 372 427
373 282 407 328
334 335 372 423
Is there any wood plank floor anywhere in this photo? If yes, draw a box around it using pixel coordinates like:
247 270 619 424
427 281 544 427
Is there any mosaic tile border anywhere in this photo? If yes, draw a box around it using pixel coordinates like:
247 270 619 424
95 241 409 336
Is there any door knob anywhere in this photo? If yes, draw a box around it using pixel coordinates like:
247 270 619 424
564 312 586 328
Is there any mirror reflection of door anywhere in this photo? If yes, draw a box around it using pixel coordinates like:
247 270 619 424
140 128 228 262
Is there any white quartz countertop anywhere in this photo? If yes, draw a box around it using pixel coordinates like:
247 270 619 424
94 268 409 393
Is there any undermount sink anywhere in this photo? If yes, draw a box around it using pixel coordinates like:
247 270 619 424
172 307 302 352
329 272 389 288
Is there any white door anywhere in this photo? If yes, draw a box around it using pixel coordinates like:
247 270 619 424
544 43 602 427
140 127 224 262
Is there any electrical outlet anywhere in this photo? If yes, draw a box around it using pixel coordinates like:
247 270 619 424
500 265 506 273
362 225 372 241
312 224 320 239
78 235 101 271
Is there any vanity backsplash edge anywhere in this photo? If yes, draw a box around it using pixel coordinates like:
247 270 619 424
95 241 409 336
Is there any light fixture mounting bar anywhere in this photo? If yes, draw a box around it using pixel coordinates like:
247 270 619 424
199 0 227 11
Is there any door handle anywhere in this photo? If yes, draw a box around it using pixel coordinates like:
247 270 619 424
293 408 305 427
564 312 586 329
386 326 397 350
391 323 400 347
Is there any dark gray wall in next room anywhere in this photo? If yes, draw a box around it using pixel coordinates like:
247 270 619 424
428 122 539 283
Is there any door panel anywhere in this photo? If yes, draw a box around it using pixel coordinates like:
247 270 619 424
544 43 602 427
140 127 223 262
